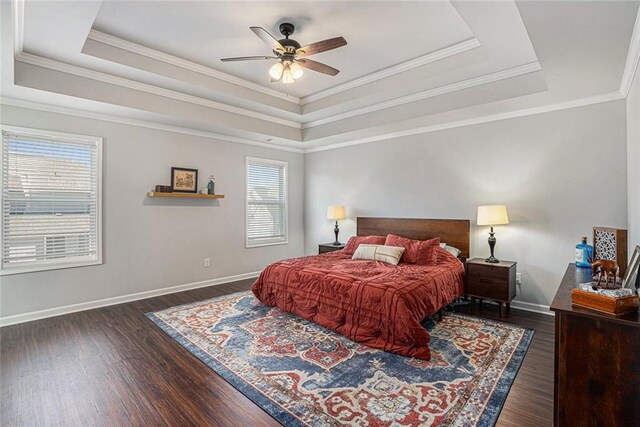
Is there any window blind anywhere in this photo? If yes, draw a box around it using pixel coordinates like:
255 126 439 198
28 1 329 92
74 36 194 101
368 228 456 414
1 129 101 272
246 158 287 247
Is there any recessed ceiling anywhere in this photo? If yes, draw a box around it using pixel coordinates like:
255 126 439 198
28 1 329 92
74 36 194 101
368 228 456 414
91 1 475 98
2 0 639 152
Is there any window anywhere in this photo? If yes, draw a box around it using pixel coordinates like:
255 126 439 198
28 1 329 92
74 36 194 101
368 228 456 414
246 157 288 247
1 126 102 275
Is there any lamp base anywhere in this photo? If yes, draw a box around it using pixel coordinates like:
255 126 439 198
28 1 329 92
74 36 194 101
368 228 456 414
333 221 341 247
485 226 499 263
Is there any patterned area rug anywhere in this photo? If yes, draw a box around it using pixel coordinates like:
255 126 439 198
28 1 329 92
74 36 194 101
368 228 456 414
146 292 533 427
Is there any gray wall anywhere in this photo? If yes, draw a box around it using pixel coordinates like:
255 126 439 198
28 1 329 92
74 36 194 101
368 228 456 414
0 105 305 318
304 100 628 307
628 63 640 254
1 97 631 318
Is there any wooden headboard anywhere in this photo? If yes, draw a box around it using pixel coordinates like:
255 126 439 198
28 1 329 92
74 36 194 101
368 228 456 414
356 217 470 259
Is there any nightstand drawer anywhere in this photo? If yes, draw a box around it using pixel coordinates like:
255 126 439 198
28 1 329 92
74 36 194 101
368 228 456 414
318 243 346 254
467 276 510 300
467 267 509 286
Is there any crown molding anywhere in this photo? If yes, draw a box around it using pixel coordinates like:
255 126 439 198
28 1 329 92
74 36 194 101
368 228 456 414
87 29 301 105
13 50 546 133
620 6 640 97
0 97 304 153
88 30 482 109
2 91 623 155
302 61 542 128
304 91 624 153
299 38 482 105
11 0 24 56
14 52 302 129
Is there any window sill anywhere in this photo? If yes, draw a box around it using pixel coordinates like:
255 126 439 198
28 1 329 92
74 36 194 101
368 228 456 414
0 259 102 276
246 240 289 249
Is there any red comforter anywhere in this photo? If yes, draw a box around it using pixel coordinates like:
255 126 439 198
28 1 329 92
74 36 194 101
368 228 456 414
252 247 465 360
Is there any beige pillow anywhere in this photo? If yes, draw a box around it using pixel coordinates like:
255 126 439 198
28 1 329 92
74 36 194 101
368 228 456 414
351 244 406 265
440 243 462 258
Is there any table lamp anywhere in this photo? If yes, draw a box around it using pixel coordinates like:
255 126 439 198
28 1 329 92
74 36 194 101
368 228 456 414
327 205 347 245
477 205 509 263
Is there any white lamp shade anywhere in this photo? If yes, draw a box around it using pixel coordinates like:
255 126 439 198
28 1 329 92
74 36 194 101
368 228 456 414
269 62 284 80
327 205 347 220
290 62 304 80
281 66 294 84
477 205 509 226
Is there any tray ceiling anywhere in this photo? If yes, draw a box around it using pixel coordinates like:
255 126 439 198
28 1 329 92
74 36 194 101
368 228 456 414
92 1 476 99
2 0 639 152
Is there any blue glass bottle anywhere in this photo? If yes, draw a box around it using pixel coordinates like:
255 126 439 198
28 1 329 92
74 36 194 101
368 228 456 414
575 237 593 268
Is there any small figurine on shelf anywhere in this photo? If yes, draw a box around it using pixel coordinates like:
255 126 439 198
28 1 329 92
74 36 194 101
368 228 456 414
575 236 593 268
207 176 215 195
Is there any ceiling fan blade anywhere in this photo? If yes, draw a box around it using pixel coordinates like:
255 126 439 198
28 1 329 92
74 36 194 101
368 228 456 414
250 27 285 54
221 56 278 62
297 59 340 76
296 37 347 57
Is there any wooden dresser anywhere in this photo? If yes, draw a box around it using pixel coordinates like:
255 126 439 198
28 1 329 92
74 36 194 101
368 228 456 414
550 264 640 426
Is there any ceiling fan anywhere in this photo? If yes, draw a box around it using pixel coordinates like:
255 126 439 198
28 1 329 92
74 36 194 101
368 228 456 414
221 23 347 84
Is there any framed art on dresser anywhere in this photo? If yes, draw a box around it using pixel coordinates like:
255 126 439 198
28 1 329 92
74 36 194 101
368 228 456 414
593 227 628 276
623 245 640 293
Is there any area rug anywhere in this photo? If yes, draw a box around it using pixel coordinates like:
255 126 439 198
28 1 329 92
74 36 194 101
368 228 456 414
146 291 533 427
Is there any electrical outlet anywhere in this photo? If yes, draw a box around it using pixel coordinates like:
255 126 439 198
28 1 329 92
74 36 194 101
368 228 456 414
516 273 522 285
204 257 210 268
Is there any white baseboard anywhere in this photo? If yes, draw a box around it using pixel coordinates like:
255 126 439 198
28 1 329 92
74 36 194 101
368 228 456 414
471 298 553 316
509 300 554 316
0 271 261 327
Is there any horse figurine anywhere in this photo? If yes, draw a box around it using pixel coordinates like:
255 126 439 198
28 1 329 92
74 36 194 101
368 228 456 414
590 258 619 288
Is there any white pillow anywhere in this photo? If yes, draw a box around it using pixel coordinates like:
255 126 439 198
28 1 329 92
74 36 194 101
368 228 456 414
440 243 462 258
352 244 405 265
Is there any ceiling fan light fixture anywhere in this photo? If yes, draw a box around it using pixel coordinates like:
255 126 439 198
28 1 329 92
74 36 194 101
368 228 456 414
280 61 302 84
223 24 346 84
269 62 284 80
281 66 295 84
290 62 304 80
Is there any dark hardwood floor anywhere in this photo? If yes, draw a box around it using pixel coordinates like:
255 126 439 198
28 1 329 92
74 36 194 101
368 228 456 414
1 281 554 426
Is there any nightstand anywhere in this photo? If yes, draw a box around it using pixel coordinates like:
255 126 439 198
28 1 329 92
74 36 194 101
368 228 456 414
466 258 517 317
318 243 345 254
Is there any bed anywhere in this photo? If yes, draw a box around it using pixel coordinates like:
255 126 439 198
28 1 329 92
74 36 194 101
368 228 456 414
251 217 470 360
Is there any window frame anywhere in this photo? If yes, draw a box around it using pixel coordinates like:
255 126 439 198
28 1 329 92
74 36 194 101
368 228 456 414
245 156 288 248
0 125 103 275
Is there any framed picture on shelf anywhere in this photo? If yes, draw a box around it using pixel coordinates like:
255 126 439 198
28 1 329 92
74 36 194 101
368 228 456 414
622 245 640 293
171 167 198 193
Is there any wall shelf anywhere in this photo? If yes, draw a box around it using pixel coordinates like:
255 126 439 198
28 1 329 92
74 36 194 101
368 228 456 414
146 192 224 199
